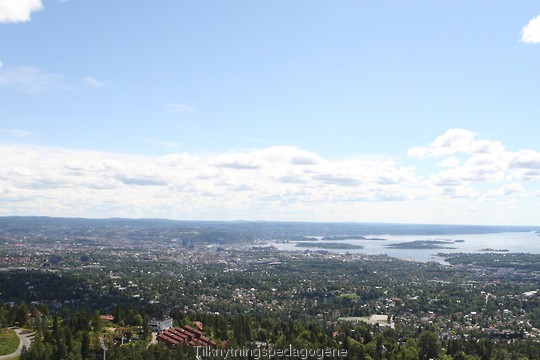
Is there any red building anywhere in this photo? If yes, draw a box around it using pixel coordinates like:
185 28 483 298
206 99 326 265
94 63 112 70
157 325 217 348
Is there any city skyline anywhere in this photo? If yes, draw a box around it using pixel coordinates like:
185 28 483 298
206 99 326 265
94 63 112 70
1 1 540 225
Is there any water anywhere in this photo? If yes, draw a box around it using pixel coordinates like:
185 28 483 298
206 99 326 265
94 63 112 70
274 232 540 262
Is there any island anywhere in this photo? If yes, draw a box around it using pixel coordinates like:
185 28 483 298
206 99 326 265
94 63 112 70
385 240 457 250
295 242 364 249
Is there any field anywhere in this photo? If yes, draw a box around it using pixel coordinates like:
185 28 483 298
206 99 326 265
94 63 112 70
0 328 19 356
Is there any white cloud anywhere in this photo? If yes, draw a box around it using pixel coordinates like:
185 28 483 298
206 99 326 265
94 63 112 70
0 0 43 23
0 64 67 92
217 160 261 170
408 129 475 158
509 149 540 169
406 146 427 159
470 140 506 154
414 130 515 187
501 183 524 196
430 154 507 186
0 143 423 220
166 103 194 114
276 176 306 184
255 146 322 166
508 169 540 182
312 174 362 187
521 15 540 44
81 76 111 88
485 184 525 198
1 129 35 138
442 185 479 199
438 156 460 168
507 149 540 181
0 64 111 93
430 170 464 186
498 198 518 209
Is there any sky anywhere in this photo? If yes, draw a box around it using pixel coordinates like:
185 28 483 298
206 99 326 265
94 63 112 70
1 0 540 225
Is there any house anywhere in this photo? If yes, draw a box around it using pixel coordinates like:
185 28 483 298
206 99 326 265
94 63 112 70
149 316 174 332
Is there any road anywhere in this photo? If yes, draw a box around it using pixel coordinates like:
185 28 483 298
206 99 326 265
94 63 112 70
149 332 158 347
0 328 33 360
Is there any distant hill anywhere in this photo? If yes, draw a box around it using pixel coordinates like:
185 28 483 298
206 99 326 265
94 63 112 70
0 216 538 242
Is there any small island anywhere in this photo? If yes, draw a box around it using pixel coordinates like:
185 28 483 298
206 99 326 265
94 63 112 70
454 239 465 243
295 242 364 250
385 240 457 250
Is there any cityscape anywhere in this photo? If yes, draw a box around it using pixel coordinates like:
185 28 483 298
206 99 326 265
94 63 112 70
0 217 539 359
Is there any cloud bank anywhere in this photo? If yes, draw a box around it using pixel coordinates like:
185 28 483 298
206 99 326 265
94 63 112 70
0 129 538 224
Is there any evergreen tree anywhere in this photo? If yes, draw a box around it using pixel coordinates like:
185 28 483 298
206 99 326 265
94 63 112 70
418 331 440 360
15 303 28 325
81 331 90 360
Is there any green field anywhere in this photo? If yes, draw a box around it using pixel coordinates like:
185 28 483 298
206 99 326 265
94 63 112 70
0 328 20 356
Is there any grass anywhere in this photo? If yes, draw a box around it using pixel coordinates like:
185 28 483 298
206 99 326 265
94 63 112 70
0 328 20 356
338 293 360 301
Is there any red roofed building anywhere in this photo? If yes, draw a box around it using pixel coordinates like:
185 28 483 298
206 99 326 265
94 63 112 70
100 315 114 322
157 325 217 349
184 325 203 338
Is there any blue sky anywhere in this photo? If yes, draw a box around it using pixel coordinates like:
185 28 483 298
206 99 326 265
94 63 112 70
1 1 540 225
